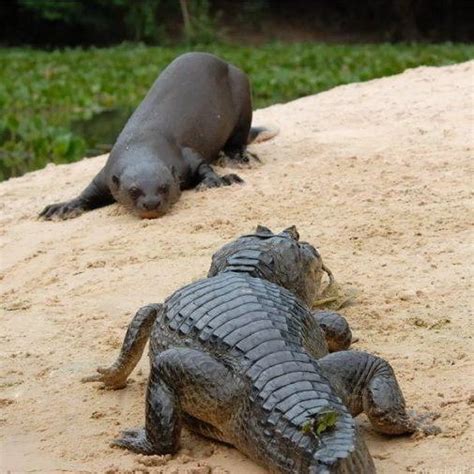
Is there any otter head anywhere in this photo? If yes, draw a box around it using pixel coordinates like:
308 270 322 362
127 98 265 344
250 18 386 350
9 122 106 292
110 161 181 219
208 225 324 306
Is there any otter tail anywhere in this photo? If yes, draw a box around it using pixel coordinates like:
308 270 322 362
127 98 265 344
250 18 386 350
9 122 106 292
247 126 279 144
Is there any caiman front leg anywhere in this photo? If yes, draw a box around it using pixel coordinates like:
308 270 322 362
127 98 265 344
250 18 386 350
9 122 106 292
112 359 182 455
39 167 115 220
113 347 238 455
82 303 162 389
319 351 440 435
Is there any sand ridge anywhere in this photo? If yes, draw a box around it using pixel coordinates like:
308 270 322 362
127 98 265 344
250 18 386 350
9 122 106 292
1 61 473 473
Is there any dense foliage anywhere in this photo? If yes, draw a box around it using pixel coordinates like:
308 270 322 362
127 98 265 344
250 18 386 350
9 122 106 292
1 42 473 180
2 0 471 46
2 0 215 46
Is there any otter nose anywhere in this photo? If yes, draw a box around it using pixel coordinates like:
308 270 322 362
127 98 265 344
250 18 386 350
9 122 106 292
141 198 161 211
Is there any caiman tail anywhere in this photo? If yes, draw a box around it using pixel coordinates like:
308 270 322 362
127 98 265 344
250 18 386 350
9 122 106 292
233 349 376 473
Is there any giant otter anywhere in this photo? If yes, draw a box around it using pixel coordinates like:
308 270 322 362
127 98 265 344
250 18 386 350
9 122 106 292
40 52 277 220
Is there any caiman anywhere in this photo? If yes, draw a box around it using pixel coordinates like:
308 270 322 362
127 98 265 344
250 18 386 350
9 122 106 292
83 225 437 473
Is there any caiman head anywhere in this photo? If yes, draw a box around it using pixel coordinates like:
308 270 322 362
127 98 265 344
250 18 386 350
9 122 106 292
208 225 327 306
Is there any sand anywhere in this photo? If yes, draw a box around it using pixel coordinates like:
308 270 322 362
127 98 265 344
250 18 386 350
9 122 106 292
1 61 473 473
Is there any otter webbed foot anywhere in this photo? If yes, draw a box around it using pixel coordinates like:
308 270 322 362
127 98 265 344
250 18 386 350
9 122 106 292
39 199 85 220
39 169 114 221
183 148 245 191
217 149 261 169
196 173 244 190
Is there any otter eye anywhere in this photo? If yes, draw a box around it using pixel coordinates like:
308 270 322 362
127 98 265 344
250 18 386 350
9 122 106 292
157 185 169 194
129 186 142 199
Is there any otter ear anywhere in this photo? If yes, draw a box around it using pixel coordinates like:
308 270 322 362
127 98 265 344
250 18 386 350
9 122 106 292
255 225 273 235
112 175 120 187
282 225 299 241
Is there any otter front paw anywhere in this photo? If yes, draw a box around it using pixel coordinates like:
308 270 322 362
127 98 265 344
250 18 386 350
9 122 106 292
222 173 244 185
39 199 85 220
217 150 261 169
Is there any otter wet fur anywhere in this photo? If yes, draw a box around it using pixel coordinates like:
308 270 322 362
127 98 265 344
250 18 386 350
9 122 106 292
39 53 277 220
83 226 439 473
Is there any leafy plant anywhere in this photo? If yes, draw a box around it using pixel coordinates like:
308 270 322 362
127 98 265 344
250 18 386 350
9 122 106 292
301 408 340 437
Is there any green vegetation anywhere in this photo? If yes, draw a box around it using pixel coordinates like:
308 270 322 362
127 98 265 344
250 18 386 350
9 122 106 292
1 42 473 180
301 408 340 437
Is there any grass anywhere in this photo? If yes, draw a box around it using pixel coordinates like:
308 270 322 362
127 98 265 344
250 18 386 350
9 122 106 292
1 42 473 180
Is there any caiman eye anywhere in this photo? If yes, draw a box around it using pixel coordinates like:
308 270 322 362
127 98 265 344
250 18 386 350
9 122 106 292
129 186 142 199
157 185 169 194
301 242 320 258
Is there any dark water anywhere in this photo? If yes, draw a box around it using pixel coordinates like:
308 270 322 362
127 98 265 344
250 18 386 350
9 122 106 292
71 107 133 157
